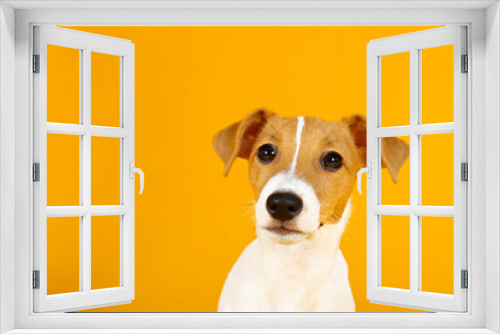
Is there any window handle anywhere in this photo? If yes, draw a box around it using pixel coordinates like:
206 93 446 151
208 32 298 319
357 162 371 195
129 162 144 195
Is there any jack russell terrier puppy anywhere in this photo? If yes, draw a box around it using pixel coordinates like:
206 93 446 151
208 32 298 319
213 109 409 312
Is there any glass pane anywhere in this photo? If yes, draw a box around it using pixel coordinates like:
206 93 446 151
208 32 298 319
421 216 454 295
91 215 121 290
47 217 80 295
381 52 410 127
91 137 121 205
381 215 410 290
421 133 454 206
381 136 410 205
47 45 80 124
47 134 80 206
91 52 121 127
421 45 454 124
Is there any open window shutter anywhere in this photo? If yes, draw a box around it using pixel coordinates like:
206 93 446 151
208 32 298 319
33 26 135 312
366 26 467 312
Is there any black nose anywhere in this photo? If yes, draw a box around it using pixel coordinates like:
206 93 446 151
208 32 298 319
266 192 303 221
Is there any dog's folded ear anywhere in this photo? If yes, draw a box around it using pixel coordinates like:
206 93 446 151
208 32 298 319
343 114 409 183
380 137 410 183
214 109 275 176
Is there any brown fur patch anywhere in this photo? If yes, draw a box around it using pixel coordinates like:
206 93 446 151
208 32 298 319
214 110 409 224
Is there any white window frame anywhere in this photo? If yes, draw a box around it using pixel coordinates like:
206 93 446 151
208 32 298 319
366 26 468 312
1 1 499 333
33 26 135 312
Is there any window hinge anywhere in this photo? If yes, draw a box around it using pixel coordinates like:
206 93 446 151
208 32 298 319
33 163 40 182
461 270 468 289
461 54 468 73
33 270 40 289
461 162 468 182
33 54 40 73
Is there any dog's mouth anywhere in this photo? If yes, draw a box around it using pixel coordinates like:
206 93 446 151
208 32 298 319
264 226 303 236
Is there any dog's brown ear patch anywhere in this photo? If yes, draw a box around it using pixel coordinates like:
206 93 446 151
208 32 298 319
343 114 409 183
381 137 410 183
213 109 275 176
342 114 367 165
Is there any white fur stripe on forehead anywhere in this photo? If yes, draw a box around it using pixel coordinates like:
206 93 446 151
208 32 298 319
289 117 305 173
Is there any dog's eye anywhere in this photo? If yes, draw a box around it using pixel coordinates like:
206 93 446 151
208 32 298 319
257 144 276 163
322 152 343 171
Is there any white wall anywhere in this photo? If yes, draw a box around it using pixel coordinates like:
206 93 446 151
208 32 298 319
486 2 500 333
0 2 16 333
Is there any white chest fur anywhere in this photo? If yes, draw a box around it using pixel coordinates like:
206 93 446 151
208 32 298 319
218 210 355 312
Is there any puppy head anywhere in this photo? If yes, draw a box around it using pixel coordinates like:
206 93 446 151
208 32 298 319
214 109 409 245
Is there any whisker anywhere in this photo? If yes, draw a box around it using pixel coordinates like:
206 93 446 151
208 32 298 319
237 200 256 207
319 210 344 224
262 119 279 135
218 205 256 234
257 130 278 140
323 138 355 148
235 207 256 223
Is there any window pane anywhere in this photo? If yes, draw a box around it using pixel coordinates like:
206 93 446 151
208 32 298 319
381 52 410 127
47 217 80 295
47 134 80 206
421 216 454 295
381 215 410 290
421 45 454 124
47 45 80 124
91 137 121 205
91 52 121 127
421 133 454 206
91 215 121 290
381 136 410 205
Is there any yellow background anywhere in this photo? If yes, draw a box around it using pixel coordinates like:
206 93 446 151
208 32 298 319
46 27 455 312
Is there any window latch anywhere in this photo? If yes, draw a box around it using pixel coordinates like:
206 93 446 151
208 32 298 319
357 162 372 195
129 162 144 195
